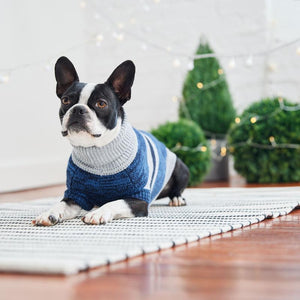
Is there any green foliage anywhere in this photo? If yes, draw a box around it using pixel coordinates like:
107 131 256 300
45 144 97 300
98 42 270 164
179 41 236 136
228 97 300 183
151 119 211 186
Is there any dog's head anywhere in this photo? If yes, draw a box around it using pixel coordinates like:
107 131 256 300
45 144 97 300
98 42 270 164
54 56 135 147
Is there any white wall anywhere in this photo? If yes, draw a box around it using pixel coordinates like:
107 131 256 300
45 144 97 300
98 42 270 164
0 0 299 192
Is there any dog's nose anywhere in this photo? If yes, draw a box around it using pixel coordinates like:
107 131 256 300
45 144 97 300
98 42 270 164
71 106 88 115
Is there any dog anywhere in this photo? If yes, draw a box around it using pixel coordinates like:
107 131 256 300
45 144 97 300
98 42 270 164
32 57 189 226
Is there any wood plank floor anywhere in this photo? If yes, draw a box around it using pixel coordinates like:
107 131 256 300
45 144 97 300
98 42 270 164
0 180 300 300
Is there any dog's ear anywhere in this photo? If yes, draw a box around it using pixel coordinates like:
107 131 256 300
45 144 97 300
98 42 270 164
106 60 135 106
55 56 79 98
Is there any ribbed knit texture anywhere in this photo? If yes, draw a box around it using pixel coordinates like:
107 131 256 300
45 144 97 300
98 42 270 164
72 115 138 176
64 117 177 211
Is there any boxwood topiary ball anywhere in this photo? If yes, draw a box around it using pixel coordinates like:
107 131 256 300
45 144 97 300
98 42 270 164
151 119 211 186
228 97 300 183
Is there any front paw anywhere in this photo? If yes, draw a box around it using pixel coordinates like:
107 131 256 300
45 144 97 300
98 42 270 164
82 208 113 225
168 196 186 207
32 212 61 226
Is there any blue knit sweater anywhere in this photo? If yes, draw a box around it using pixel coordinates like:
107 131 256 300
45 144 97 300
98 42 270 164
64 118 176 211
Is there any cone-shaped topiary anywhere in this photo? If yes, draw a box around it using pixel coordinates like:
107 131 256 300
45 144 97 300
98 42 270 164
179 40 236 136
228 97 300 183
151 119 211 186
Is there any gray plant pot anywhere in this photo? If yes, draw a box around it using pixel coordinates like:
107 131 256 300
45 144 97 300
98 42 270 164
204 138 229 181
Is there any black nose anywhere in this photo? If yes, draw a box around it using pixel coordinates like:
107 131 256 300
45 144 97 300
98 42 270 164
71 106 88 115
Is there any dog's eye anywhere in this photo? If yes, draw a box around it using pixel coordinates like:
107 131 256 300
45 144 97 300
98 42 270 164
62 97 71 105
96 100 107 108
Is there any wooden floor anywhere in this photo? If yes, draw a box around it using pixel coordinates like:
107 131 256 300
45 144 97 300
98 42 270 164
1 179 300 300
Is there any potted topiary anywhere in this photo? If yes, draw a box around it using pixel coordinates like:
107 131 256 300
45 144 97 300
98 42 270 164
151 119 211 186
228 97 300 183
179 40 236 181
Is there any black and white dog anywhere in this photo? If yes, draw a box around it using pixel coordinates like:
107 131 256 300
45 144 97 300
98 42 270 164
32 57 189 226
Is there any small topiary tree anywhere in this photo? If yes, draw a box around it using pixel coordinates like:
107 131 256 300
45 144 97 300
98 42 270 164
179 40 236 136
151 119 211 186
228 97 300 183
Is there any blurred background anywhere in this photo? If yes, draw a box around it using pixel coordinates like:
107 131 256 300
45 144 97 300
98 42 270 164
0 0 300 192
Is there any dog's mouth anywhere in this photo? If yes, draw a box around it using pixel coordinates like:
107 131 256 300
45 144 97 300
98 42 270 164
61 128 102 138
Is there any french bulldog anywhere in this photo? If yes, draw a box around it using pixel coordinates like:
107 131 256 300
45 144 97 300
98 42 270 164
32 57 189 226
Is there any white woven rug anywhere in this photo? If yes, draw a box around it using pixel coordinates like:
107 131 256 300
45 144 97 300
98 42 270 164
0 187 299 275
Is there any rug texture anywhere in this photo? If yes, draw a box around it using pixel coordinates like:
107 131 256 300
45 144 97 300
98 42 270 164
0 187 299 275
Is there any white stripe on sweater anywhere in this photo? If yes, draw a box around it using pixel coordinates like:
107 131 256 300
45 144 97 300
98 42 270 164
143 134 160 191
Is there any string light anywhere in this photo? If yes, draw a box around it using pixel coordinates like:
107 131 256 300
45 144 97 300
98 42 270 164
172 58 181 68
141 43 148 51
220 147 227 157
250 117 257 124
235 117 241 124
245 55 253 67
217 68 224 75
80 1 86 8
267 62 277 72
210 139 217 147
296 47 300 55
171 143 208 153
113 32 124 41
187 61 194 70
228 58 236 69
172 96 178 102
1 5 300 86
0 75 10 84
196 82 204 89
130 17 136 25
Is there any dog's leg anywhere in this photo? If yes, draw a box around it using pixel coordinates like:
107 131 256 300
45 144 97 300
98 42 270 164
32 199 82 226
156 157 190 206
82 199 148 225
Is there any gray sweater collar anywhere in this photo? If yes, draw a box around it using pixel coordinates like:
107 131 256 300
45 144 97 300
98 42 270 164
71 115 138 176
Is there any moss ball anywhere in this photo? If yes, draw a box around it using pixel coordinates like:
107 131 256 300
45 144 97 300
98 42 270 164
228 97 300 183
151 119 211 186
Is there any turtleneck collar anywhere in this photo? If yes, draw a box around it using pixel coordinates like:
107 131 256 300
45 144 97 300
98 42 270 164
71 115 138 176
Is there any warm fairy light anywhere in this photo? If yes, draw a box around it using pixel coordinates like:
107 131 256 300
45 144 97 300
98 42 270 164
172 96 178 102
267 62 277 72
96 34 104 42
196 82 203 89
211 139 217 146
173 59 181 67
278 97 283 103
117 23 124 29
176 142 182 147
245 55 253 67
235 117 241 124
153 0 161 3
218 68 224 75
113 32 124 41
200 146 207 152
250 117 257 124
80 1 86 8
130 18 136 24
0 75 10 83
228 58 236 69
297 47 300 55
269 136 275 143
220 147 227 157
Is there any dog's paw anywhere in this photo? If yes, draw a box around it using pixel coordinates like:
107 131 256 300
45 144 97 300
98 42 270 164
168 196 186 207
32 211 61 226
82 208 113 225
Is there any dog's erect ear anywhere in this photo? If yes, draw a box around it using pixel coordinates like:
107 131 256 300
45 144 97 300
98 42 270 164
106 60 135 106
55 56 79 98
